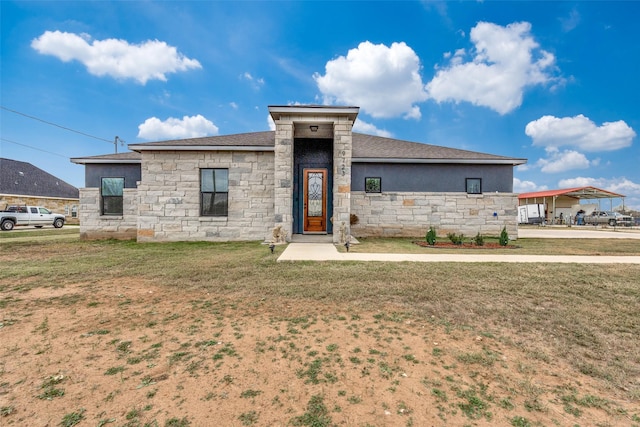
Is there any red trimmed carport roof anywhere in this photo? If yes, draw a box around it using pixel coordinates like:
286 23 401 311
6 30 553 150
518 186 625 200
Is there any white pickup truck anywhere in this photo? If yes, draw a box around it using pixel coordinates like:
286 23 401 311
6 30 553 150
0 206 66 231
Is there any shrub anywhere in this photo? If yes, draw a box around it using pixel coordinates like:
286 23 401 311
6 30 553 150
350 214 359 226
426 226 437 245
499 227 509 246
474 232 484 246
447 232 464 245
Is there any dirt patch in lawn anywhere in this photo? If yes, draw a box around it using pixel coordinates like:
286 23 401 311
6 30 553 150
1 279 636 426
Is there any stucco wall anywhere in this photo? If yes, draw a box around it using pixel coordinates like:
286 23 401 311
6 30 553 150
136 151 274 242
351 163 514 193
351 192 518 238
84 164 141 189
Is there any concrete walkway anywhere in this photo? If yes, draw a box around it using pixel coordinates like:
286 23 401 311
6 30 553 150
277 243 640 264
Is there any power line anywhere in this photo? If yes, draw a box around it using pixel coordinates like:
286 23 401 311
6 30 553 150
1 105 114 144
1 137 70 159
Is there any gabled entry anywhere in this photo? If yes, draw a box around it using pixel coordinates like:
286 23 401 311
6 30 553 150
303 168 327 232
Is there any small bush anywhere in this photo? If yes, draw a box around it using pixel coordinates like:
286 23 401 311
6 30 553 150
349 214 359 226
499 227 509 246
447 233 464 245
474 232 484 246
426 226 437 245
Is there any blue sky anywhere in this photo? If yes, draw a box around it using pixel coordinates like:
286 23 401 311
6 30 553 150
2 1 639 209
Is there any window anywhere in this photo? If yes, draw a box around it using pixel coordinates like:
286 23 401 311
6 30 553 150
200 169 228 216
101 177 124 215
365 177 381 193
466 178 482 194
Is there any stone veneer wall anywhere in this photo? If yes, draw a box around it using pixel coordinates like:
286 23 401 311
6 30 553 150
136 151 274 242
78 188 138 239
272 114 355 243
332 121 353 243
351 192 518 238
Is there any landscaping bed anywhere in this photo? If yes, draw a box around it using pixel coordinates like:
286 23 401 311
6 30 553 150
413 240 518 249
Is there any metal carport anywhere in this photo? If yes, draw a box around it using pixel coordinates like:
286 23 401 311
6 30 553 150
518 186 626 224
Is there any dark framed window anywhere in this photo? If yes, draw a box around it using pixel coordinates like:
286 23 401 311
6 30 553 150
200 169 229 216
101 177 124 215
365 177 381 193
466 178 482 194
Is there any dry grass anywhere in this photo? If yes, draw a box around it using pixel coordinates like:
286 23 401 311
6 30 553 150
1 233 639 425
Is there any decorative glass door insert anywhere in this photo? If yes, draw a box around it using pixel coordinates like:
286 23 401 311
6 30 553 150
303 169 327 232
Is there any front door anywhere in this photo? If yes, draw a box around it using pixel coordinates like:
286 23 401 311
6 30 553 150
303 168 327 233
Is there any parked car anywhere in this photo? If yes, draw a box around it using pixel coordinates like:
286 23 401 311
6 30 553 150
0 205 66 231
583 210 633 227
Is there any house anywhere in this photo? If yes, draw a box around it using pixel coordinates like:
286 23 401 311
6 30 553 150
0 158 80 223
518 186 627 224
71 105 526 242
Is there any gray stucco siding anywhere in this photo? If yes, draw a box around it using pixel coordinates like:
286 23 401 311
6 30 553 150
85 164 141 188
351 163 514 193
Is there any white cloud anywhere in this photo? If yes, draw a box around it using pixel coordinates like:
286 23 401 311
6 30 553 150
314 41 428 119
267 115 275 131
513 177 548 193
31 30 201 84
241 72 265 89
525 114 635 152
560 8 581 33
353 120 393 138
426 21 559 114
137 115 218 140
536 149 592 173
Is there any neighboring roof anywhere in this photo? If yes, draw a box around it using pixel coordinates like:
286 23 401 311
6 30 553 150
71 151 142 164
0 158 79 199
518 186 625 200
73 131 526 166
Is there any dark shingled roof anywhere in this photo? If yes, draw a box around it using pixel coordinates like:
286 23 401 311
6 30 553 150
1 158 79 199
75 131 525 165
70 151 143 163
129 131 275 148
351 133 522 162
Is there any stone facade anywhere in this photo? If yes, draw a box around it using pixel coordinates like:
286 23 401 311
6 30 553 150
136 151 274 242
332 121 354 243
73 106 523 242
78 188 137 239
271 109 356 244
351 192 518 238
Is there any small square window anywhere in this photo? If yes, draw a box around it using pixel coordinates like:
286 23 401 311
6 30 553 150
466 178 482 194
365 177 381 193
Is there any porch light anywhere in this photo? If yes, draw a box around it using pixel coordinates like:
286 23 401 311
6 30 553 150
310 125 318 132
